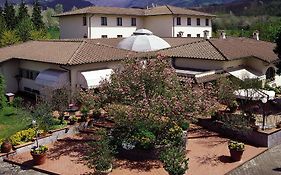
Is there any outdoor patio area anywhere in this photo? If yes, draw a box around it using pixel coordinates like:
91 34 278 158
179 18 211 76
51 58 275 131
4 125 266 175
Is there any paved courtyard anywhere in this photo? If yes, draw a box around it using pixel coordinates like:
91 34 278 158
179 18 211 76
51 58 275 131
228 144 281 175
3 125 267 175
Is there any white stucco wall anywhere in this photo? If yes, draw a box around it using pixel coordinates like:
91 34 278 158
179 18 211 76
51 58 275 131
0 59 20 93
59 15 88 39
143 15 173 37
173 16 212 38
90 15 143 38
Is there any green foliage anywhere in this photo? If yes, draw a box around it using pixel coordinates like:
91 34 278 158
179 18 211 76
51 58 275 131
16 17 34 42
86 129 114 172
3 0 16 30
0 30 20 46
69 116 78 122
0 75 7 109
133 129 156 150
54 4 64 14
30 29 50 40
31 0 44 30
30 145 48 155
228 140 245 151
9 128 35 146
42 8 58 28
0 11 6 37
47 26 60 39
12 97 24 108
179 120 189 131
160 147 189 175
275 29 281 74
17 0 29 22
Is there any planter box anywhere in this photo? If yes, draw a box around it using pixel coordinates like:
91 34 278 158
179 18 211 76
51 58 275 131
198 118 281 148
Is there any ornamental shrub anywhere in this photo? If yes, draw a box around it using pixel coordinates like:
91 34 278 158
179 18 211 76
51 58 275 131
133 129 156 150
9 128 36 146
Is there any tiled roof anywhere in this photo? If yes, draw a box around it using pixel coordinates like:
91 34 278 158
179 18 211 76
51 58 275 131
159 38 278 63
55 5 214 17
159 39 226 60
0 40 136 65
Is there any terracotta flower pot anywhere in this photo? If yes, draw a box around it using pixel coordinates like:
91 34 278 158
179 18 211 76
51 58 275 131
31 152 47 165
229 149 244 161
1 141 12 153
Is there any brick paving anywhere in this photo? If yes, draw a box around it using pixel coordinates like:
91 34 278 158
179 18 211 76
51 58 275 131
228 144 281 175
3 125 267 175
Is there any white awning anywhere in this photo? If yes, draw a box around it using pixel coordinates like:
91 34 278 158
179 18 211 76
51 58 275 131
234 89 275 101
228 69 259 80
81 69 113 89
35 69 69 89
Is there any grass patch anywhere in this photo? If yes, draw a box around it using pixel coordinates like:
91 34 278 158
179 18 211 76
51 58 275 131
0 106 32 140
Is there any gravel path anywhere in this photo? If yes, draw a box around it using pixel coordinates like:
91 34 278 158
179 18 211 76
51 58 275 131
228 144 281 175
0 158 46 175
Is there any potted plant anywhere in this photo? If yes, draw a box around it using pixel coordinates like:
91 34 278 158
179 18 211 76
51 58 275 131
86 129 113 175
69 116 78 125
228 140 245 161
1 139 12 153
160 146 189 175
30 145 48 165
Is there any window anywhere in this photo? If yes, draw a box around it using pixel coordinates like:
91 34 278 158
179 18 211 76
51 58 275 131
117 17 122 26
197 18 200 26
101 35 108 38
187 34 191 37
187 18 191 26
197 34 201 38
101 17 107 26
131 18 136 26
176 17 181 25
205 18 209 26
117 35 123 38
83 16 87 26
19 69 39 80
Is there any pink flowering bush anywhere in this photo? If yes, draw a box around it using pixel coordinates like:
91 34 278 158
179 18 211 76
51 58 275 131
81 55 219 150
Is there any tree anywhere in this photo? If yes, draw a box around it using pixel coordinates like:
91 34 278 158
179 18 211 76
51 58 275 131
0 75 7 109
3 0 16 30
54 4 64 14
16 17 34 41
0 8 6 38
30 29 50 40
31 0 44 30
275 29 281 74
18 0 29 22
42 8 58 27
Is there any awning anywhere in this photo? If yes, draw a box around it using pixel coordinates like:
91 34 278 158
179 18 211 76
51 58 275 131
228 68 260 81
35 69 69 89
81 69 113 89
234 89 275 101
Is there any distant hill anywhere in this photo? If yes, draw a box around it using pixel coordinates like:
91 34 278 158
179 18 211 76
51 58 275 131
0 0 236 11
199 0 281 16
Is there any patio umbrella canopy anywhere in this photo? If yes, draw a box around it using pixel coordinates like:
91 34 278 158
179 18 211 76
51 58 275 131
117 29 171 52
234 88 275 101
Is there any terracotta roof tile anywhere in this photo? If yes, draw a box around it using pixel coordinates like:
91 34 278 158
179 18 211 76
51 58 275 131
55 5 214 17
159 38 278 63
159 39 226 60
209 38 278 63
0 40 82 64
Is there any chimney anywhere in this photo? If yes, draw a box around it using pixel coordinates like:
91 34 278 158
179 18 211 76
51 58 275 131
253 30 259 40
220 30 226 39
203 30 210 39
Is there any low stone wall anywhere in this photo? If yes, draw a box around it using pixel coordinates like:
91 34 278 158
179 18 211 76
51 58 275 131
14 126 79 154
198 119 281 148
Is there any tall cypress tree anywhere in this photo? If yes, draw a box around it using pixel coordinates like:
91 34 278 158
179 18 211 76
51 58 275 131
275 30 281 74
18 0 29 22
3 0 16 30
31 0 44 30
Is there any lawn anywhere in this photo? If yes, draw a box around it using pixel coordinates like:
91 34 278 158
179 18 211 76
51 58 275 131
0 107 32 140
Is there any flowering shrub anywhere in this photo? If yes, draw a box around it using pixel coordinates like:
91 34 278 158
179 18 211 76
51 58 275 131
9 128 36 146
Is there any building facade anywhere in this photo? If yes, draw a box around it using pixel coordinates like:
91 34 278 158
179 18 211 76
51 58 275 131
56 5 214 39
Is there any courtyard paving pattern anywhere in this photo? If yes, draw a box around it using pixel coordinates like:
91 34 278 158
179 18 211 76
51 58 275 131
228 144 281 175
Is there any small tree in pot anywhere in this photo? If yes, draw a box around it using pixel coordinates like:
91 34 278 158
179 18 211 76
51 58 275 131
228 140 245 161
